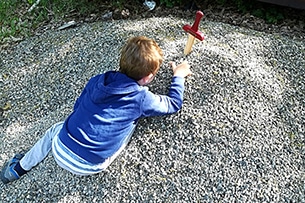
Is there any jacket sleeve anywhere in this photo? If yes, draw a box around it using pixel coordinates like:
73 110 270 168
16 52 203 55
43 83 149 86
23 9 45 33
141 76 185 117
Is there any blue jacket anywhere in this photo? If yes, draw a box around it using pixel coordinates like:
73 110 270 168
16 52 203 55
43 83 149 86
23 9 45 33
58 71 185 164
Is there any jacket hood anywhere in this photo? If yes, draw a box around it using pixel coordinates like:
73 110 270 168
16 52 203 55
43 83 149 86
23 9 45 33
91 71 140 103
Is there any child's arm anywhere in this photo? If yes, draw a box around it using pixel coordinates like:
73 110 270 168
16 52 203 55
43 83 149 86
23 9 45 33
141 61 191 116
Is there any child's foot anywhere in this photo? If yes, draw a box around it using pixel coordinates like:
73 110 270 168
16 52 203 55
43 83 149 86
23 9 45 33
0 154 24 184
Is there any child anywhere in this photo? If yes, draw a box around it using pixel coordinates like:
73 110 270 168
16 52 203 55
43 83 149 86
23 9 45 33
1 36 191 184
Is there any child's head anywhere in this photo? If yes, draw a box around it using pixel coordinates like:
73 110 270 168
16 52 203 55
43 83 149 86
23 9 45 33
119 36 164 81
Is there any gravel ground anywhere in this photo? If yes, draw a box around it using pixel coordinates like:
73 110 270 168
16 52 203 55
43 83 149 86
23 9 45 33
0 15 304 202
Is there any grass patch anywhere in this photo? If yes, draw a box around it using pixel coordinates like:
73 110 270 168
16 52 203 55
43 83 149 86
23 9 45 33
0 0 28 40
0 0 120 44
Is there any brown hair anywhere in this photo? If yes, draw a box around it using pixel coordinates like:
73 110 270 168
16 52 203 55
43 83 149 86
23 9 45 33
119 36 164 80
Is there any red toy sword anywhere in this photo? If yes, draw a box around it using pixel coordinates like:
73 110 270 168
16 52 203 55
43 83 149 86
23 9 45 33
183 11 205 55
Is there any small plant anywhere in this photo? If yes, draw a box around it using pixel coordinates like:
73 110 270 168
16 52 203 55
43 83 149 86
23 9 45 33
265 7 284 23
160 0 182 8
0 0 26 41
110 0 126 10
27 0 34 4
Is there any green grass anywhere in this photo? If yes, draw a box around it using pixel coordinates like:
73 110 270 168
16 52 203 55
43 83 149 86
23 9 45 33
0 0 122 43
0 0 25 40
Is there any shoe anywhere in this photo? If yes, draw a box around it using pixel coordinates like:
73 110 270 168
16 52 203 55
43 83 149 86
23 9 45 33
1 154 24 184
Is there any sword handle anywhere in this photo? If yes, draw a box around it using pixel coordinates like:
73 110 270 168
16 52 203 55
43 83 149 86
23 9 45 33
191 11 204 32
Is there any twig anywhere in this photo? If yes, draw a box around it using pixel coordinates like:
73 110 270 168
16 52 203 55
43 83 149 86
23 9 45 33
27 0 42 13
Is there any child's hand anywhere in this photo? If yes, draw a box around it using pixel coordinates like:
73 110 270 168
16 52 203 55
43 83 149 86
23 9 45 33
170 61 192 78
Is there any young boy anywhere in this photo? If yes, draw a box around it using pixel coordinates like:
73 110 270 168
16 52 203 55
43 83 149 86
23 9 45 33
1 36 191 184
